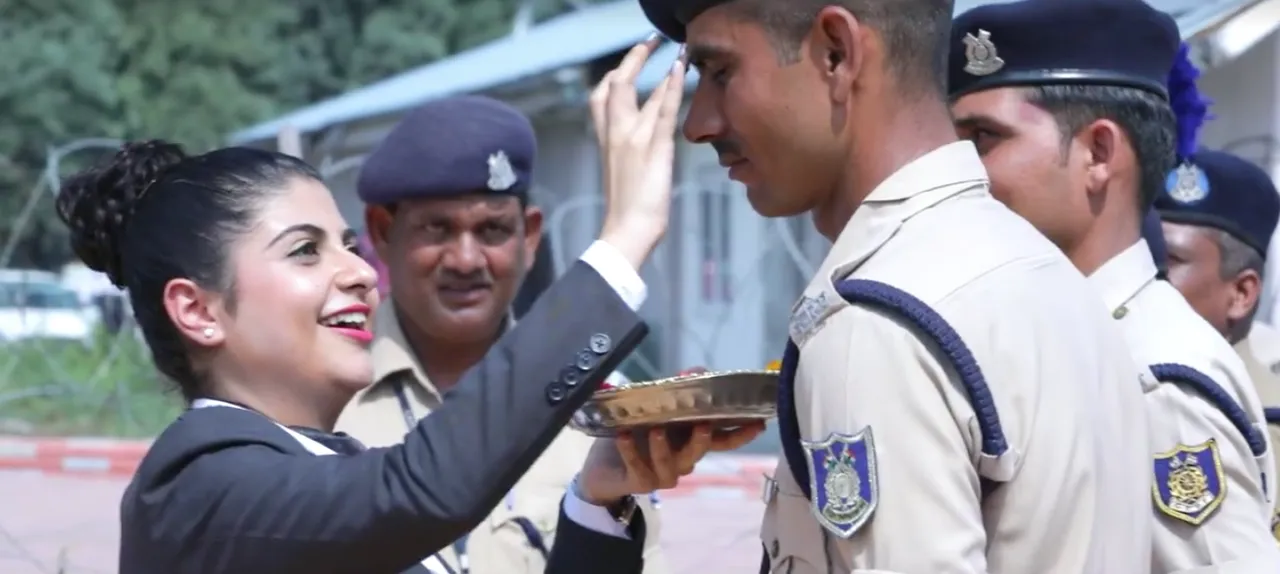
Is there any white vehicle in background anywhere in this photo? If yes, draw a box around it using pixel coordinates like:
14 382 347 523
0 269 95 344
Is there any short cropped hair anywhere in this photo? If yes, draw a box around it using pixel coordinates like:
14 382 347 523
732 0 955 94
1021 84 1176 212
1213 228 1265 281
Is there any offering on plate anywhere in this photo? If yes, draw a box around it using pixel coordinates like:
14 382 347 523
570 367 780 438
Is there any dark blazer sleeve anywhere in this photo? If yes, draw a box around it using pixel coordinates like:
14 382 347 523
123 260 647 574
544 499 648 574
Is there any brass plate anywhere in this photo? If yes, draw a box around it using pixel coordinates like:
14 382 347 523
570 370 779 437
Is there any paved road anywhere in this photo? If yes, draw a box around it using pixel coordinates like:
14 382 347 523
0 471 765 574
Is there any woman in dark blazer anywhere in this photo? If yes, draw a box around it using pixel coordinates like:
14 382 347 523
58 38 748 574
54 127 706 571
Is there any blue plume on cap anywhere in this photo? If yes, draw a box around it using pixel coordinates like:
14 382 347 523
1166 42 1211 161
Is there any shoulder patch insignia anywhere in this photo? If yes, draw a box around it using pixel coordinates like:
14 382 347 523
1152 439 1225 526
802 427 878 538
789 291 839 346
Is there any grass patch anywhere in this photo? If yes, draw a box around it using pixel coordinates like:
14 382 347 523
0 329 181 437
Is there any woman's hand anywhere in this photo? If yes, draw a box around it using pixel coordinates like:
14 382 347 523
576 422 765 505
589 35 688 271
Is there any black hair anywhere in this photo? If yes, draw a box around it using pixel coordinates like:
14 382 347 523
55 140 322 400
1213 228 1266 282
1213 228 1266 341
731 0 955 95
1021 84 1176 213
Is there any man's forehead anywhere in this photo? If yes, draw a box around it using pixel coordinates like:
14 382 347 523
1160 221 1213 249
683 2 760 49
951 88 1033 122
396 194 521 218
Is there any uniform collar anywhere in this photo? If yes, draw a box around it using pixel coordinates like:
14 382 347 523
1088 240 1159 314
811 141 990 291
369 299 430 389
365 298 516 401
862 141 989 204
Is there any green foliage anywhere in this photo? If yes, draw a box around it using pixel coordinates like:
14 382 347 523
0 0 599 271
0 0 612 435
0 330 182 436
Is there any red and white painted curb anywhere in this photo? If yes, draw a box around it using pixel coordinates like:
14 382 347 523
0 435 775 499
0 436 150 477
660 454 776 500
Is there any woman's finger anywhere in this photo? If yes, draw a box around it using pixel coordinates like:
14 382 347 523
589 70 615 150
709 422 767 451
633 68 675 139
648 427 678 487
650 54 688 154
605 35 665 141
617 432 658 488
614 34 663 85
675 425 713 476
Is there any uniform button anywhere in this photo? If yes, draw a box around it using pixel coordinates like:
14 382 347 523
546 383 567 404
560 367 582 387
590 333 612 354
575 350 596 371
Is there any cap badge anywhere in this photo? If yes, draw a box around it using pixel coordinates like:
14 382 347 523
963 29 1004 77
487 150 518 192
1165 163 1210 204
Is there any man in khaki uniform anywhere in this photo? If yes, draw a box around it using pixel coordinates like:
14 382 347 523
1240 323 1280 539
638 0 1150 571
947 2 1280 569
334 95 665 573
1158 147 1280 542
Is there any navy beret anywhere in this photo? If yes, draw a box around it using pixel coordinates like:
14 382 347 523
639 0 725 42
357 95 536 205
1157 149 1280 258
1142 209 1169 277
948 0 1180 101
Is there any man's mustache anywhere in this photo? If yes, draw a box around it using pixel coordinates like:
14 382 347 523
711 139 742 157
436 271 493 289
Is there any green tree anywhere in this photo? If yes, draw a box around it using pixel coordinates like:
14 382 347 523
0 0 594 270
0 0 127 269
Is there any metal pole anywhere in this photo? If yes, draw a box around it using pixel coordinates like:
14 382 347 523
277 125 304 158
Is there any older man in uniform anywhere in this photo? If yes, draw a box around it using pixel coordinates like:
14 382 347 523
626 0 1153 571
335 95 665 574
946 1 1279 569
1157 148 1280 540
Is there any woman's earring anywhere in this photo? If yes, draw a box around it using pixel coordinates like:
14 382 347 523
202 327 215 339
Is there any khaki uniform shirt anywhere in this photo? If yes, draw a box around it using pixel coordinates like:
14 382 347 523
1237 322 1280 540
761 142 1151 573
336 301 666 573
1094 241 1280 572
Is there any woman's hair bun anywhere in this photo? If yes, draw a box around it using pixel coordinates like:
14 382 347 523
56 139 187 287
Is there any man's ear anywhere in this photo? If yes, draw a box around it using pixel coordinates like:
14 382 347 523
813 5 865 105
522 205 544 272
1227 268 1262 323
1077 119 1123 195
364 204 395 263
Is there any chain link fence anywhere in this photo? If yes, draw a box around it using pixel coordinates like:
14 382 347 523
0 139 182 439
538 176 821 382
0 138 823 441
0 138 805 574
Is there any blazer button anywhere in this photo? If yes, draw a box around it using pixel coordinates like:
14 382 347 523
590 333 612 354
546 383 567 404
575 350 596 371
560 367 582 387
